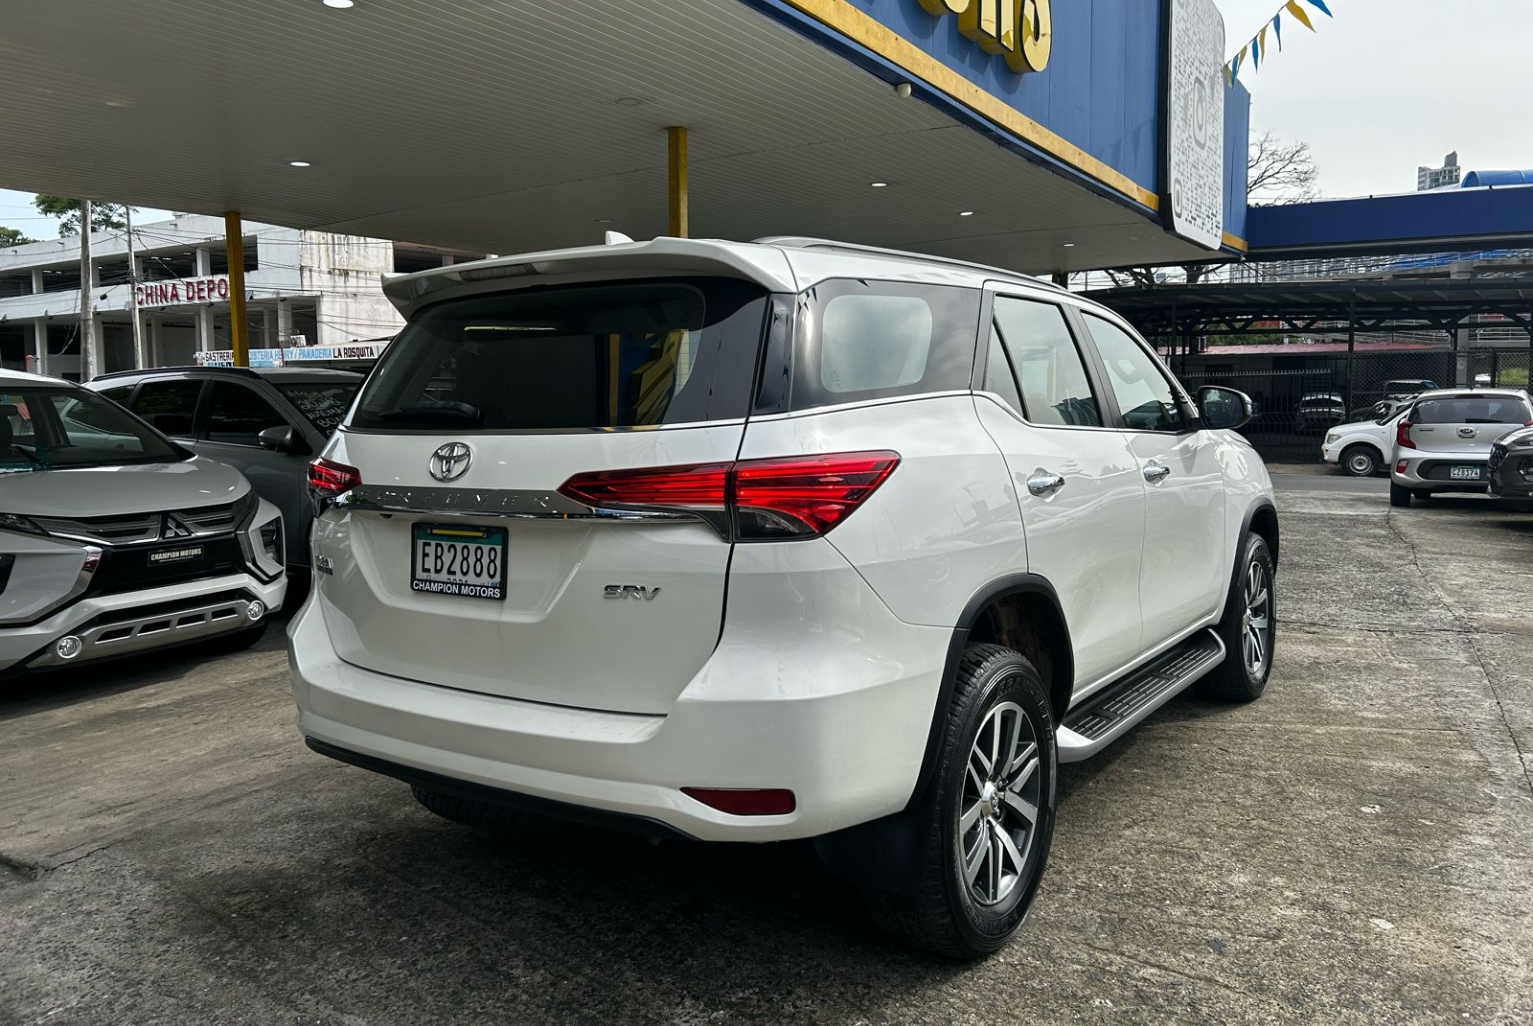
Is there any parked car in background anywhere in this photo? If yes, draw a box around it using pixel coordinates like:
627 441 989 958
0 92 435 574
1322 401 1409 477
88 366 364 578
1295 392 1347 432
288 235 1280 958
1390 388 1533 506
1383 378 1438 400
1488 424 1533 511
1 370 285 677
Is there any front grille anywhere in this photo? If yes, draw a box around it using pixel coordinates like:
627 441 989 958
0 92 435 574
1489 444 1507 476
88 535 249 596
32 502 239 547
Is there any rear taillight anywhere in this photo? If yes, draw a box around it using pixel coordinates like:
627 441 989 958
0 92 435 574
681 787 796 816
558 451 900 540
1396 420 1416 450
308 457 362 498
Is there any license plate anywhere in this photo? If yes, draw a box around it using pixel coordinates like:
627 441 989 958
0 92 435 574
149 544 203 565
1450 465 1482 481
410 524 507 601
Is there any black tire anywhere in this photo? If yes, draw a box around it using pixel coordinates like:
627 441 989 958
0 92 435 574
1390 482 1412 507
862 644 1057 959
1197 533 1276 703
1340 445 1379 478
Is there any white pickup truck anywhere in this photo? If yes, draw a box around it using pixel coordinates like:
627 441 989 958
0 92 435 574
1321 401 1409 476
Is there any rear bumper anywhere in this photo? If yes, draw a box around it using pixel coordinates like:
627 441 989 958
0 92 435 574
288 543 950 843
1391 451 1490 491
0 572 286 676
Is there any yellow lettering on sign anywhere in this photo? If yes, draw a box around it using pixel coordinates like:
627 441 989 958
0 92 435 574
921 0 1052 74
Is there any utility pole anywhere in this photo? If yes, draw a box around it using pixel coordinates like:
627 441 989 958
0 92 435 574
78 200 97 382
126 205 146 369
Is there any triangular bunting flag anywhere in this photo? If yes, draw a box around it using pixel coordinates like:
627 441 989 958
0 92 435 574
1251 34 1260 70
1286 0 1314 31
1305 0 1333 17
1225 62 1233 86
1272 13 1283 50
1259 25 1269 61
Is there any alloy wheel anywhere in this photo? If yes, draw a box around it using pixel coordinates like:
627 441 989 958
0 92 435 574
1241 560 1272 677
959 701 1042 907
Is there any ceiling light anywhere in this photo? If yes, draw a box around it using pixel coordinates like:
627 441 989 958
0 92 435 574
595 218 613 224
1062 242 1076 248
288 160 312 167
870 181 888 188
615 97 645 107
322 0 355 8
959 210 974 217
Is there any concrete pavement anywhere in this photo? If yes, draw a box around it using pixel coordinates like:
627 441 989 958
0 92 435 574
2 480 1531 1025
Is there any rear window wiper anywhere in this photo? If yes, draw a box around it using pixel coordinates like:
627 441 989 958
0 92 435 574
376 401 484 427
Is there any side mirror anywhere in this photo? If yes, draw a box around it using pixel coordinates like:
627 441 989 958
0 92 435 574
1197 386 1254 431
258 424 308 454
1372 401 1392 417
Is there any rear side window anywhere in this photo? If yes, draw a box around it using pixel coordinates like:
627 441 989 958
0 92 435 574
1412 396 1532 424
130 379 202 437
205 382 288 446
786 279 980 412
351 278 766 431
992 297 1102 428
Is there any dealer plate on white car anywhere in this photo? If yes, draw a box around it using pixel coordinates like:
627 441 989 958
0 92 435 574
411 523 507 600
1450 465 1482 481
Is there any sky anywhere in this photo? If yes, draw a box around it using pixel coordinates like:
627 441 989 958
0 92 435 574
1 0 1528 239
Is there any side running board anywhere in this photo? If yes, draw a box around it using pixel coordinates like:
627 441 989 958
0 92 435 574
1056 628 1226 763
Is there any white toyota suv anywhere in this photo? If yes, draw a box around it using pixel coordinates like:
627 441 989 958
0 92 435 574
2 370 286 676
288 236 1279 957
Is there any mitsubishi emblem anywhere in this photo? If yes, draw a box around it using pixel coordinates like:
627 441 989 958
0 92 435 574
429 442 473 482
161 513 195 540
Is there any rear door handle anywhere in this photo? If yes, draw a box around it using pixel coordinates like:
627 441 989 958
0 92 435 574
1027 469 1066 496
1143 463 1171 482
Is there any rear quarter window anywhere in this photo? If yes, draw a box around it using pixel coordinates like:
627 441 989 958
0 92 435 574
780 279 981 413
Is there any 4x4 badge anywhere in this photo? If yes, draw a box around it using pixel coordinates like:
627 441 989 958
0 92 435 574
429 442 473 482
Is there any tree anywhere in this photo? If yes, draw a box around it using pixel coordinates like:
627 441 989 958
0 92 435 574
0 226 34 248
1100 131 1320 290
33 195 131 236
1246 130 1319 206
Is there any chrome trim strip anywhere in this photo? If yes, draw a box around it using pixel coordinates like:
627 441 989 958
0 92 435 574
333 486 693 523
747 390 973 422
0 544 102 628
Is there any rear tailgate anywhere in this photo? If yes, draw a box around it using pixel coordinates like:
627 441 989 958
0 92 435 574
1408 394 1533 454
312 276 768 716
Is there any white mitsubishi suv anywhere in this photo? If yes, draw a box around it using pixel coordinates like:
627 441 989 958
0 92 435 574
288 236 1279 957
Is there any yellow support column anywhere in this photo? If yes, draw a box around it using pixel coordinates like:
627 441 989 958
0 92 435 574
223 211 250 367
667 126 688 238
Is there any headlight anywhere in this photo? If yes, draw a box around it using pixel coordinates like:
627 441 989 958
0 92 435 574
259 519 283 565
0 512 45 535
1508 434 1533 449
1324 432 1339 444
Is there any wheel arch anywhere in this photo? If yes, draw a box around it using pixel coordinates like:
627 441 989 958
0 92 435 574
813 572 1073 896
1339 441 1386 471
1224 499 1279 621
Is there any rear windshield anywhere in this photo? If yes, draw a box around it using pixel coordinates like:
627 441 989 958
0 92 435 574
1412 395 1532 425
275 382 360 435
1 386 185 473
350 278 766 431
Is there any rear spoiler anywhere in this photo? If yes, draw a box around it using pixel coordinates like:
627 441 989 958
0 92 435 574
381 237 797 317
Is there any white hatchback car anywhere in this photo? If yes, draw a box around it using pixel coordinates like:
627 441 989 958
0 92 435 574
1390 387 1533 506
1 370 286 675
288 236 1279 957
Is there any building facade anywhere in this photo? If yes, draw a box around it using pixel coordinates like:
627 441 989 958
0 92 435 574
1417 151 1461 191
0 215 477 379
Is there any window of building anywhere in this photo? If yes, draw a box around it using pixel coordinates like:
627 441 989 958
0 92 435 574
992 297 1102 428
1082 314 1185 432
205 381 287 446
130 379 202 437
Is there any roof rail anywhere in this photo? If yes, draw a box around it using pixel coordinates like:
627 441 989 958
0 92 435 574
91 365 260 381
753 236 1065 292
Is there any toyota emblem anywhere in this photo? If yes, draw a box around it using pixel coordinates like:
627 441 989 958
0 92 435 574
428 442 473 482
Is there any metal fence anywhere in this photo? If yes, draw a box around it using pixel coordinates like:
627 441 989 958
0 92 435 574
1172 350 1532 463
